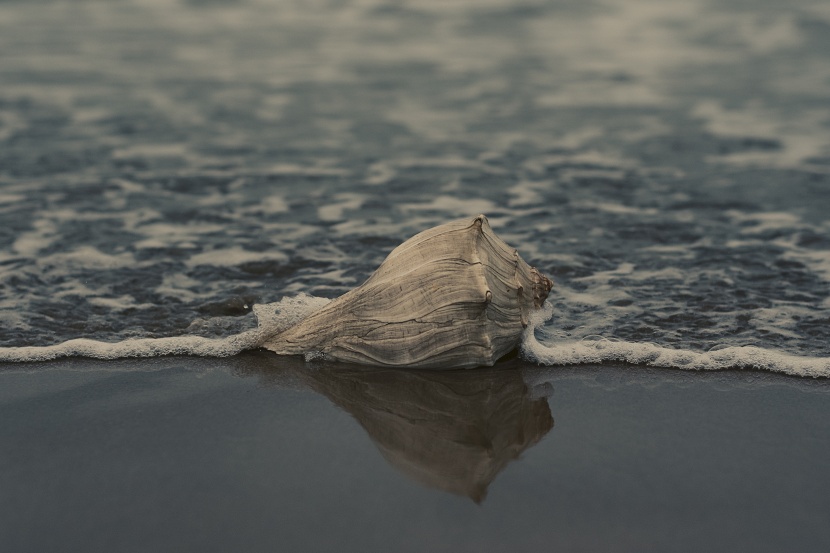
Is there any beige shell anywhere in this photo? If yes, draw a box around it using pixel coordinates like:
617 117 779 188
262 214 553 369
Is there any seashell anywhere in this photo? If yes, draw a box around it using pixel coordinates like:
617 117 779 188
262 214 553 369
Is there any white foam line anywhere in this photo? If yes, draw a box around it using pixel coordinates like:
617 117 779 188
0 294 331 365
0 329 265 363
3 297 828 378
521 303 830 379
521 339 830 378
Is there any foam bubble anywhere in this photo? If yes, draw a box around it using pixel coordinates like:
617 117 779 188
252 294 331 335
521 302 830 379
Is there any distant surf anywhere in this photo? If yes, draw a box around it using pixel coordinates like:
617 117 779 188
1 295 829 378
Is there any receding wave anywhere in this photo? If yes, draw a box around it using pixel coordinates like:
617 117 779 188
520 303 830 379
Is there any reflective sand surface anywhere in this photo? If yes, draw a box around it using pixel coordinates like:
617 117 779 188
2 357 829 552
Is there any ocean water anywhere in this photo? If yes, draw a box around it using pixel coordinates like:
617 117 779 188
3 0 829 376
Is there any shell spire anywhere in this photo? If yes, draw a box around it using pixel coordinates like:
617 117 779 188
262 215 553 369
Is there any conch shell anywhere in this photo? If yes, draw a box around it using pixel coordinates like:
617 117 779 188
262 215 553 369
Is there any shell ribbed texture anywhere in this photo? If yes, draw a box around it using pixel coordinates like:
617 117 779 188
262 215 552 369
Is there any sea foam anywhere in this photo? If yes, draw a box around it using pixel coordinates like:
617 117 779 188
520 302 830 379
0 294 330 363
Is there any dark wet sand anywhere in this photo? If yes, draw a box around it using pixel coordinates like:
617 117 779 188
2 353 829 553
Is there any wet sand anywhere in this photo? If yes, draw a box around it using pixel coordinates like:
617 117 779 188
2 354 828 552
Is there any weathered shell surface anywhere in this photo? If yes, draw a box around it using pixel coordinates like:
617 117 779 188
262 215 553 368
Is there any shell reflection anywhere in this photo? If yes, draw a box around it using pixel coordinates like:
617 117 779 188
238 355 553 502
